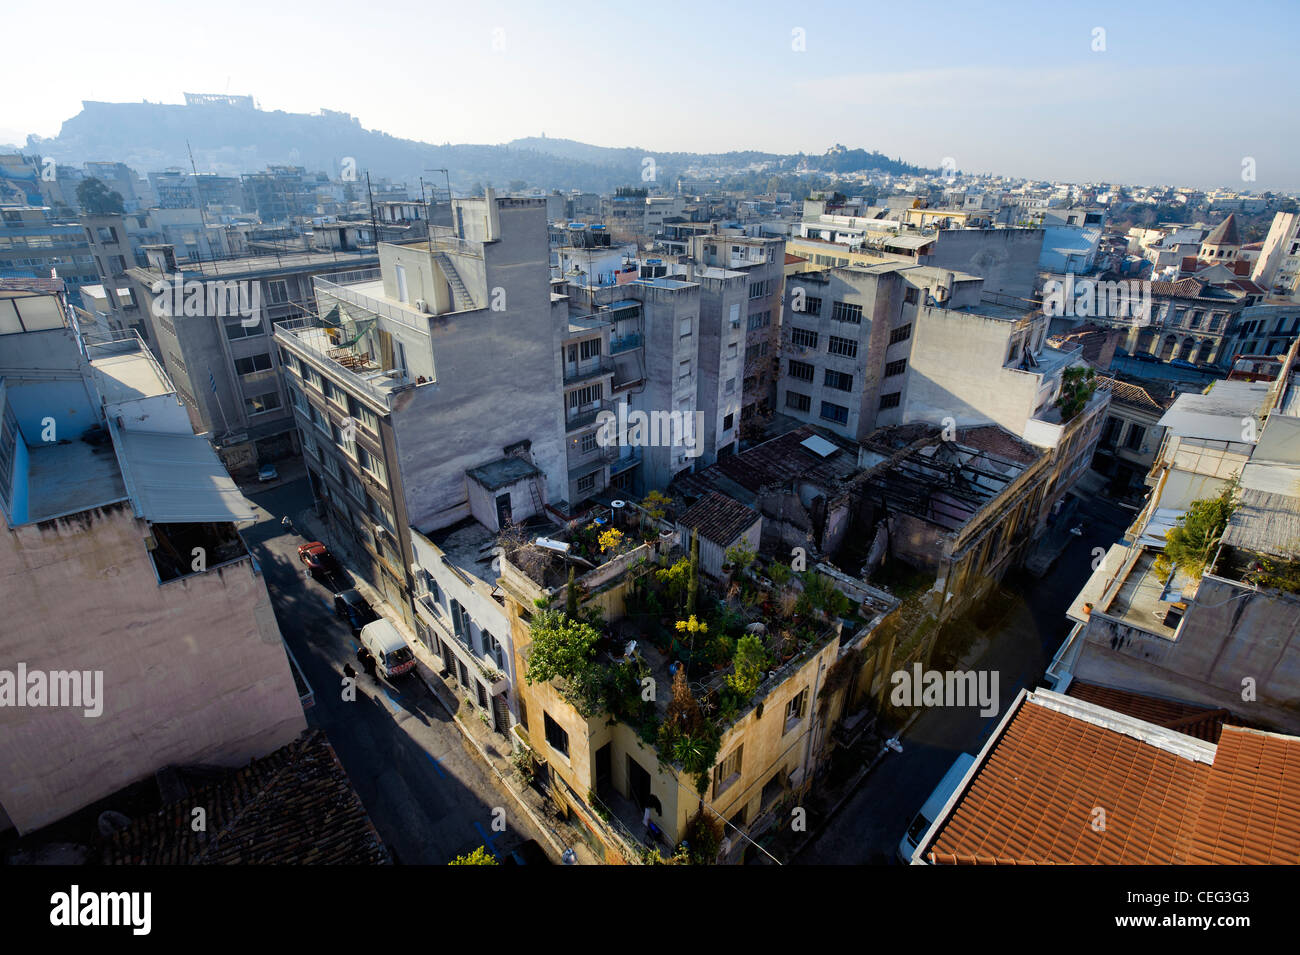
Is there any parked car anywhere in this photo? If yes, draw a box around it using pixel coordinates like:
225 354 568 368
501 840 552 865
257 463 278 482
334 588 378 634
897 752 976 864
297 541 341 578
359 619 416 679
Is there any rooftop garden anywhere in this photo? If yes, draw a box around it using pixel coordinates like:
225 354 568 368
521 527 889 796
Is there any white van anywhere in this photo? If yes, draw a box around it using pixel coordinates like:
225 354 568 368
898 752 975 864
360 619 416 679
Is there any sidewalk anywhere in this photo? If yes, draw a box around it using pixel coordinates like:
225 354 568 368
289 502 602 866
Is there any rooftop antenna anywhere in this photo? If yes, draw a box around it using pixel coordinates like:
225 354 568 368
186 140 210 267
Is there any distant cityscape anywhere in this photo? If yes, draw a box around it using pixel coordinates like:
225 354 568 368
2 84 1299 876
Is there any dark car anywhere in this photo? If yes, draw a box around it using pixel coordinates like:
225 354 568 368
334 588 378 633
297 541 341 578
501 840 553 865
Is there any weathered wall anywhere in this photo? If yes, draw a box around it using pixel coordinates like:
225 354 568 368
1074 576 1300 733
0 504 305 833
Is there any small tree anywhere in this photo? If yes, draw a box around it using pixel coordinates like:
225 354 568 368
726 633 770 700
642 489 670 522
76 177 125 215
687 529 700 616
525 609 600 685
1155 480 1239 580
565 566 579 618
725 540 757 573
449 846 498 865
1054 366 1097 423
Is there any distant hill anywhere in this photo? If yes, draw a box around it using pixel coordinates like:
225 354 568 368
23 99 935 192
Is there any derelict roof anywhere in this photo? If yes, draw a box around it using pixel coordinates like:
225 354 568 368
678 491 761 548
114 429 256 523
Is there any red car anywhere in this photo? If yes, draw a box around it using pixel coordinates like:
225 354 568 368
297 541 341 577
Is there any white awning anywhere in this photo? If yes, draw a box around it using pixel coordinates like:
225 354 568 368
114 429 256 523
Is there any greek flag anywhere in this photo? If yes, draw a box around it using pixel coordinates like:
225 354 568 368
208 369 217 394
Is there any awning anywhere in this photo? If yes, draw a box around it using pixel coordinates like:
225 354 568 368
114 429 257 523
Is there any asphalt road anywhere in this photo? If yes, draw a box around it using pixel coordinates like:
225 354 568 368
798 495 1131 864
239 477 550 865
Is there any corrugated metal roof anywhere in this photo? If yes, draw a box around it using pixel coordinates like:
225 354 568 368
115 429 256 523
1253 413 1300 466
1157 380 1269 440
1222 486 1300 557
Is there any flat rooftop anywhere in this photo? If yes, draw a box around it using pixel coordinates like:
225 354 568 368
88 349 172 405
428 517 505 589
26 439 127 523
132 249 378 279
1102 549 1184 640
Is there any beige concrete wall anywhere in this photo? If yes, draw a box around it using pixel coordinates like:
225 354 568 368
0 503 306 833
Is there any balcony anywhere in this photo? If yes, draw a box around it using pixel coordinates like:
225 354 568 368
274 317 412 410
566 398 615 433
563 356 615 384
610 333 642 354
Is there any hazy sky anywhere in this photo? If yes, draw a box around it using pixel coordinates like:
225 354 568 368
6 0 1298 189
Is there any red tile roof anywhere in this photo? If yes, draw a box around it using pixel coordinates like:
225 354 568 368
678 490 760 548
101 730 390 864
923 692 1300 865
1065 680 1238 742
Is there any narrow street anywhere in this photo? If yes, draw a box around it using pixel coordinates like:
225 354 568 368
798 495 1131 864
238 475 552 864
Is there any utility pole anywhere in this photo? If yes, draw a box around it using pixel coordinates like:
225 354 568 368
366 171 380 249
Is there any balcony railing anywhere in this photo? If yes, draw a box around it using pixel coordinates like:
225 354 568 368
610 333 642 354
313 272 430 334
563 356 615 384
274 317 408 410
566 398 616 433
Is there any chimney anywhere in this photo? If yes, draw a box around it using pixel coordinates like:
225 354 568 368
484 186 500 241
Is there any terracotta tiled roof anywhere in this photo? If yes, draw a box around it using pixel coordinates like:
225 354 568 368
1187 727 1300 864
784 252 808 265
1096 377 1178 414
101 730 391 865
925 697 1209 864
1065 680 1238 742
955 425 1041 466
923 692 1300 865
1203 213 1241 247
678 490 760 547
0 277 65 294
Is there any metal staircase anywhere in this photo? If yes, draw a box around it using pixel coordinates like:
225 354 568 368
432 251 477 312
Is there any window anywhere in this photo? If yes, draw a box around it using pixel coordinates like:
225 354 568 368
820 401 848 424
580 432 597 453
679 360 691 380
544 713 569 757
725 377 736 394
713 745 743 795
791 327 819 349
879 391 901 410
904 287 919 304
727 342 739 359
785 688 808 732
679 317 692 338
723 413 734 430
749 280 770 299
824 369 853 391
1124 424 1146 452
831 301 863 324
358 445 386 482
224 317 265 339
568 383 603 407
234 353 273 376
786 390 811 412
827 336 858 358
577 472 597 495
889 323 912 345
245 390 281 415
884 358 907 377
265 280 289 305
797 295 822 316
788 359 815 382
747 311 771 331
